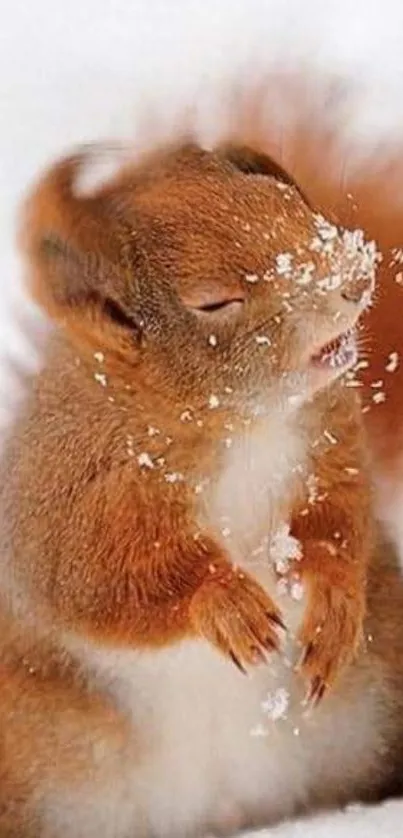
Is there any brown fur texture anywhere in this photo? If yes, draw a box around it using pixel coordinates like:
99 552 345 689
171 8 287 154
0 115 402 836
18 143 373 683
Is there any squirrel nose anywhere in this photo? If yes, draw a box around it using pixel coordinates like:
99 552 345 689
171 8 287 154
341 275 373 305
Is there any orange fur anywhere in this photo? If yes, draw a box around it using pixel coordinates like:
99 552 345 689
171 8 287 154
16 142 374 688
0 118 402 835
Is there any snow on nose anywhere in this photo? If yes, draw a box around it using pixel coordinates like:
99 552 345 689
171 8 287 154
310 213 379 308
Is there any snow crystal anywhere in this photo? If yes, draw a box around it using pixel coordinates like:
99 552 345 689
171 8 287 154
269 523 302 575
386 352 399 373
391 247 403 265
194 478 209 495
372 391 386 404
306 473 318 504
165 472 184 483
245 273 259 283
310 214 379 302
290 580 304 602
261 687 290 721
275 252 293 277
276 182 290 193
277 572 304 602
343 228 380 281
255 335 271 346
94 351 105 363
295 261 315 286
209 394 220 409
310 214 339 254
314 214 339 243
137 452 154 469
344 378 363 388
208 334 218 347
318 540 337 557
94 372 107 387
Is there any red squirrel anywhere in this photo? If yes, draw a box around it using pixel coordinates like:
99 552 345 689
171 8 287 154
0 136 402 837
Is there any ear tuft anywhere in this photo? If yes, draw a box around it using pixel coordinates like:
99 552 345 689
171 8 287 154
222 145 311 204
19 145 143 355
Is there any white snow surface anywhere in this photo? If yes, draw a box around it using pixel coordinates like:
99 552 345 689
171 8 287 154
2 0 403 834
242 799 403 837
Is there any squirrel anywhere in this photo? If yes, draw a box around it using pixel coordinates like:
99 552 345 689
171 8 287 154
0 136 402 838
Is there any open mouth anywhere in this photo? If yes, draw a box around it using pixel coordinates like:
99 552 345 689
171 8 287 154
310 330 357 372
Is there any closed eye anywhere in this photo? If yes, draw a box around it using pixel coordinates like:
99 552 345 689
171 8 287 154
193 298 244 315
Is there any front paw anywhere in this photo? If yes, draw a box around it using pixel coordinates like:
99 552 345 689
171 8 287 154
189 565 284 672
296 540 365 704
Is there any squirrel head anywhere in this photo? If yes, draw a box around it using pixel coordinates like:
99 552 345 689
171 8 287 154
20 141 378 420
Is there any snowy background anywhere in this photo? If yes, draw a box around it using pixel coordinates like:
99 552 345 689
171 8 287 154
2 0 403 834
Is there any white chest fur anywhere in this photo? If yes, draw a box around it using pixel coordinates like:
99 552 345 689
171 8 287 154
201 408 307 566
47 414 380 838
54 629 380 838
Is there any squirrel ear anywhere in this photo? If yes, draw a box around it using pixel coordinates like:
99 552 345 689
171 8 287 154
20 146 144 351
222 145 311 205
